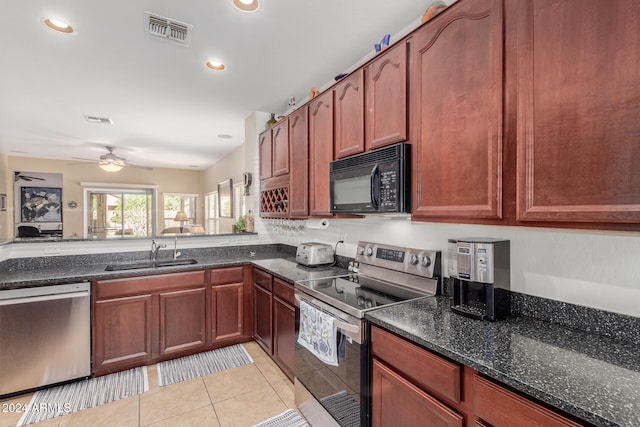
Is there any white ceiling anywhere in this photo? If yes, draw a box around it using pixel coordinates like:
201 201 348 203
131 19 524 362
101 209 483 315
0 1 445 170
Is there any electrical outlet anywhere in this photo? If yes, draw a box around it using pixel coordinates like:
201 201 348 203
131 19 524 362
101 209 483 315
43 247 61 255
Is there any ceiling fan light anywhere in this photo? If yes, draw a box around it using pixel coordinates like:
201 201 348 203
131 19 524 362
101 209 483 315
99 161 123 172
232 0 259 13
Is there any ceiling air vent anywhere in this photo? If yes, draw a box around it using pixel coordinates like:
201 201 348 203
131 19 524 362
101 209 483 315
84 115 113 125
144 11 192 47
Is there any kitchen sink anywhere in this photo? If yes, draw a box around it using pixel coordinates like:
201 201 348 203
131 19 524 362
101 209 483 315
105 258 198 271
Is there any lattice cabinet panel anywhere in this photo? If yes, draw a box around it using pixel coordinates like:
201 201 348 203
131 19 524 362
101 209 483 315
260 185 290 218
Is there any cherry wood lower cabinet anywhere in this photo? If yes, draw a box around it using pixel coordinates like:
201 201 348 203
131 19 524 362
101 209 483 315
272 277 295 381
93 267 252 377
252 267 295 381
211 266 251 345
371 325 592 427
253 268 273 354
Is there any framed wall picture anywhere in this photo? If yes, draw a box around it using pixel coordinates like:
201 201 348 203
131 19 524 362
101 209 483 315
20 187 62 222
0 193 6 211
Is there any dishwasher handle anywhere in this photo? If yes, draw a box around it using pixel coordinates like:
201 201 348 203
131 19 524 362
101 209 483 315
0 290 90 307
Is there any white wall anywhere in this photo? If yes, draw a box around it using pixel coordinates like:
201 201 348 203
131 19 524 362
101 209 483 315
269 216 640 318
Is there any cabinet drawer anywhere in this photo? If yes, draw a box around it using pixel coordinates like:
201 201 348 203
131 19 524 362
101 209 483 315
273 277 294 306
211 266 244 285
371 326 461 405
473 375 583 427
95 270 206 299
253 268 273 291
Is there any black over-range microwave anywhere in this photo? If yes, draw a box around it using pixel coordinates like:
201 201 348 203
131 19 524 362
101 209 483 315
329 142 410 214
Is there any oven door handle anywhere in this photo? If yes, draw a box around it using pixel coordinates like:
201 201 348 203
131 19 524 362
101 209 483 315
335 319 360 335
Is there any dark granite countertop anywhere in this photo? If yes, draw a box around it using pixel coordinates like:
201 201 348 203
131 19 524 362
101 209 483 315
366 296 640 427
0 245 348 290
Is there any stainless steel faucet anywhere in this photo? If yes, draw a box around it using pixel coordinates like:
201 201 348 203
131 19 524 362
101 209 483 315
173 236 181 259
150 239 167 261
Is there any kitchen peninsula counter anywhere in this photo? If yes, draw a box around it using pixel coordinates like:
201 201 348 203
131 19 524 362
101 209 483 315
366 296 640 427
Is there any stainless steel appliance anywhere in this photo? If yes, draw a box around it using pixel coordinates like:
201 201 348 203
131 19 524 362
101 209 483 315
295 241 441 427
449 238 510 321
0 282 91 396
329 143 410 214
296 242 335 266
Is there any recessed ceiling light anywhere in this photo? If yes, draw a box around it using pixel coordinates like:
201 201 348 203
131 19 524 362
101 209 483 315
233 0 260 13
206 60 226 71
42 18 74 34
217 134 233 139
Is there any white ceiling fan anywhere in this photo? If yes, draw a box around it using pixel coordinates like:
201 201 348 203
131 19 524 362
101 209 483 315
71 146 153 172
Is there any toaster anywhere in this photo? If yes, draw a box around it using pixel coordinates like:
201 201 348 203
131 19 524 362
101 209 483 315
296 242 335 266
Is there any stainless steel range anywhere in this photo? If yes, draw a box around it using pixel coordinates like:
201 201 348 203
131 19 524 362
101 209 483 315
294 241 441 427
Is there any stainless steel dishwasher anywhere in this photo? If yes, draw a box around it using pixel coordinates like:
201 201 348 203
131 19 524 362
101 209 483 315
0 282 91 396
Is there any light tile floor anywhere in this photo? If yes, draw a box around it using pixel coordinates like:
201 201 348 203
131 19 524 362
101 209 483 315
0 342 297 427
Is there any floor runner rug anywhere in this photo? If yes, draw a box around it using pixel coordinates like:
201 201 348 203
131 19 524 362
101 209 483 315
16 366 148 426
252 409 310 427
156 344 253 386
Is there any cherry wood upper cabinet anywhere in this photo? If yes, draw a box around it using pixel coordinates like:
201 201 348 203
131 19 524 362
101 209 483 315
308 90 334 216
289 106 309 217
259 130 272 180
334 69 365 159
271 119 290 177
516 0 640 223
411 0 504 220
365 41 408 151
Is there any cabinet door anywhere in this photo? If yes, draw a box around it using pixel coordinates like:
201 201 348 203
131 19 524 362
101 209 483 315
371 359 463 427
93 294 152 375
271 119 290 177
334 69 365 158
253 283 273 354
273 296 295 381
516 0 640 223
411 0 504 220
308 90 334 216
159 287 206 356
211 282 244 343
259 130 273 180
289 106 309 217
365 42 408 150
474 375 582 427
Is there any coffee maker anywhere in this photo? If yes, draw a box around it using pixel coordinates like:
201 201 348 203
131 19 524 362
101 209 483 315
448 238 510 321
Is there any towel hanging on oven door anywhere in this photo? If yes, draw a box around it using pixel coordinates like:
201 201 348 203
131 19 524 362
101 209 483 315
297 300 338 366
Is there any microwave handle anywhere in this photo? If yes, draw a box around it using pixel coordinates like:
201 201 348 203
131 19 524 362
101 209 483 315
370 165 380 209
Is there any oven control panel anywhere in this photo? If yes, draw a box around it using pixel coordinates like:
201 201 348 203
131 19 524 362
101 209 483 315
355 241 441 279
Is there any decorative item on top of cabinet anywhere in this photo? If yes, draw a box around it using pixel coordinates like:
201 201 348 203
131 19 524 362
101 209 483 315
365 40 408 151
422 1 448 23
266 112 277 129
308 90 334 216
411 0 504 221
515 0 640 223
334 69 365 159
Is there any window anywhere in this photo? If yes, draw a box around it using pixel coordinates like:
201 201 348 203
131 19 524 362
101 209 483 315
234 182 246 221
205 191 218 234
86 188 155 238
162 193 197 230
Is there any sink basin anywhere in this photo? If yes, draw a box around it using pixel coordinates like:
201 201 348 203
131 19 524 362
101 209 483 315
105 258 198 271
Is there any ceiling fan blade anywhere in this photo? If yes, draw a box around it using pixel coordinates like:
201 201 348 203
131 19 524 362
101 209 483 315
71 157 99 162
124 160 154 171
